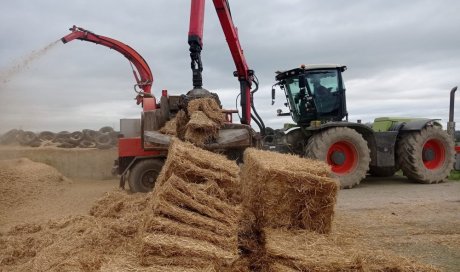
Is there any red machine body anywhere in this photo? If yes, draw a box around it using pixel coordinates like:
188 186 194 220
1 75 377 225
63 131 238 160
62 1 260 191
61 26 156 111
61 26 163 169
188 0 254 125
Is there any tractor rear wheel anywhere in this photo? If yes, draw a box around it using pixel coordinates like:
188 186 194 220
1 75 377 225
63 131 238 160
128 159 164 193
305 127 370 189
397 126 454 184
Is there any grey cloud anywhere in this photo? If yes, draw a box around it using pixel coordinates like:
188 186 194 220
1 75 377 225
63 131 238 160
1 0 460 133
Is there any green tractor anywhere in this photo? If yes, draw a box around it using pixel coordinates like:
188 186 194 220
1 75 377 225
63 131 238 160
268 64 455 188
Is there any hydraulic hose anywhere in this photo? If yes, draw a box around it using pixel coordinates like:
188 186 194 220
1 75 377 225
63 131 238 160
250 74 266 136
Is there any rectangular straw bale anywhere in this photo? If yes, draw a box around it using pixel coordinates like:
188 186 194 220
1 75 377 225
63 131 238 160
156 138 241 203
139 255 218 270
158 174 241 225
140 255 214 272
241 148 338 233
141 233 238 263
153 200 235 237
187 97 225 125
144 216 238 251
184 129 212 147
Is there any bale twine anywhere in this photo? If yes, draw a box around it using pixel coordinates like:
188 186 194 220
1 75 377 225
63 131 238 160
155 138 240 203
240 148 338 233
139 139 243 271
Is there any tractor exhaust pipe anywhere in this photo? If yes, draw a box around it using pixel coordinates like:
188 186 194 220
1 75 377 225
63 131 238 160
447 86 457 139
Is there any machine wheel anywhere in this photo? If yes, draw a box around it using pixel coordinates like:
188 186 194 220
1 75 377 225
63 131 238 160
368 166 397 177
128 159 165 193
397 126 454 184
305 127 370 189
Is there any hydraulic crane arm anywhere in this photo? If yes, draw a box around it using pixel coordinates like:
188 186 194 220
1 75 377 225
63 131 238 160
61 26 155 107
188 0 254 126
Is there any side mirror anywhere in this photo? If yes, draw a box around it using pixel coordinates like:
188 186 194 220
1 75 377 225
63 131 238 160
298 75 307 97
299 75 306 89
271 87 276 105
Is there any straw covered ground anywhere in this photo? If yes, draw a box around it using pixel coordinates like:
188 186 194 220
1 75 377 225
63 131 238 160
263 228 439 272
1 139 242 271
0 158 71 219
0 140 450 271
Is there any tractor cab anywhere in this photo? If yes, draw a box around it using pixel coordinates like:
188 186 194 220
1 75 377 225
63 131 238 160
274 64 348 126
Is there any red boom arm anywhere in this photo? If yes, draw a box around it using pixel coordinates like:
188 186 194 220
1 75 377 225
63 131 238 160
61 26 155 108
188 0 253 125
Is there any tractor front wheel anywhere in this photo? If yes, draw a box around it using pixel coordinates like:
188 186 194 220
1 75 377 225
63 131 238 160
128 159 165 193
305 127 370 189
397 126 454 184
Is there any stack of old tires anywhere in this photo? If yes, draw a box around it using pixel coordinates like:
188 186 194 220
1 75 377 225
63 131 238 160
0 127 119 149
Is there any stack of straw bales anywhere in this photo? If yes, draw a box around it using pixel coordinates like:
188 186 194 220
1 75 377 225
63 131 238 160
240 148 339 270
241 148 338 233
140 139 242 271
238 148 438 272
161 97 226 146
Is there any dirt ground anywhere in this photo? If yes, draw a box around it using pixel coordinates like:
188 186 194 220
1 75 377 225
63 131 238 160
335 176 460 272
0 171 459 271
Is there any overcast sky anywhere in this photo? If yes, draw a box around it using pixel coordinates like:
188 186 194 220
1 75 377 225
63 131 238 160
1 0 459 133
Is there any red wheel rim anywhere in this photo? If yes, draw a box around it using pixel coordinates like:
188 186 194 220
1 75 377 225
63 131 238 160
423 139 445 169
327 141 358 174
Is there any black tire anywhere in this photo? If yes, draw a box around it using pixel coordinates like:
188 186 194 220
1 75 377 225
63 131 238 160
95 133 113 150
265 127 275 135
29 140 42 148
397 126 454 184
57 142 76 148
17 131 38 146
83 129 100 141
79 140 97 148
38 131 55 141
69 131 84 144
128 159 165 193
109 131 120 146
0 129 21 144
369 166 397 177
53 131 71 143
305 127 370 189
99 126 114 134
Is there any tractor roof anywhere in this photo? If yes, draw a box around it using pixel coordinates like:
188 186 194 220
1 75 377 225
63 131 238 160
275 64 346 81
